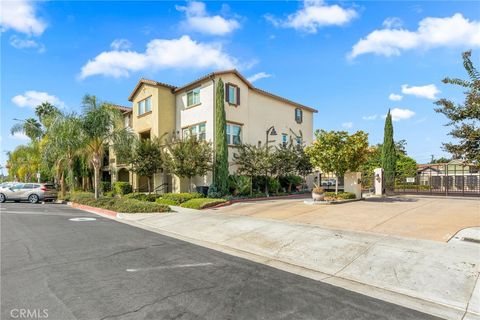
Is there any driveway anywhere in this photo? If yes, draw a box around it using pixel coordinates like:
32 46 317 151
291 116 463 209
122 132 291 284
214 195 480 242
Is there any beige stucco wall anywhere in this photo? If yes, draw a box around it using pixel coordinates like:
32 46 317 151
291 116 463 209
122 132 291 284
112 73 316 193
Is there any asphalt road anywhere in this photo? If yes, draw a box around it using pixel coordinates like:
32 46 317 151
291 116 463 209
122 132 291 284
1 202 440 320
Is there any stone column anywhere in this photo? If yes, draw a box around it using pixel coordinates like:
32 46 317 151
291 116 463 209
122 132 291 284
344 172 362 199
374 168 384 196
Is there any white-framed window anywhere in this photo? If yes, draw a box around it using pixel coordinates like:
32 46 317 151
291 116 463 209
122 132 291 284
182 122 206 141
295 108 303 123
187 88 201 107
138 96 151 116
282 134 288 147
226 123 242 145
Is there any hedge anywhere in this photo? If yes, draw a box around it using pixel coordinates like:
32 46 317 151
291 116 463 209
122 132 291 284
395 184 431 190
161 192 203 205
155 198 178 206
180 198 227 209
324 192 356 200
113 182 132 196
73 196 170 213
123 193 161 202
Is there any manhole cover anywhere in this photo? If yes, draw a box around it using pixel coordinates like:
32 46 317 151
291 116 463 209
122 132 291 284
69 217 97 222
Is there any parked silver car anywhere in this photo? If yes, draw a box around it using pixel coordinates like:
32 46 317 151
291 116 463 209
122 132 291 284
0 183 58 203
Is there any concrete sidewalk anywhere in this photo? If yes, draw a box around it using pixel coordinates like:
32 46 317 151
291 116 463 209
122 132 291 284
113 207 479 320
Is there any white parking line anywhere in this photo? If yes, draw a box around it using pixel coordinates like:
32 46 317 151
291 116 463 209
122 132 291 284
126 262 213 272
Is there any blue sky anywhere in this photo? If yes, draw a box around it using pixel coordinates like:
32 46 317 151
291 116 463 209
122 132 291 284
1 0 479 174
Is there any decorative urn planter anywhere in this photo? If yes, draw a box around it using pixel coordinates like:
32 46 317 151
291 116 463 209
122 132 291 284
311 185 325 202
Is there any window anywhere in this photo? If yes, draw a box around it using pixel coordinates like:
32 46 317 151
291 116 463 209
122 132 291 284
295 108 303 123
282 134 288 147
226 84 240 105
22 184 34 189
187 88 201 107
226 123 242 145
295 136 302 146
138 96 151 116
182 123 206 141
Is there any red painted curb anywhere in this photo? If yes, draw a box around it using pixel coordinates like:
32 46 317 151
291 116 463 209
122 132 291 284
70 202 118 218
208 193 311 209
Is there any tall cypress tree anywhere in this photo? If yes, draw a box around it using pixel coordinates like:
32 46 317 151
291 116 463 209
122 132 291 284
213 78 229 195
381 109 396 192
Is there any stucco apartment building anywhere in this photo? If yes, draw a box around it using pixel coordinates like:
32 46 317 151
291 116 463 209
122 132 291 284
109 69 317 193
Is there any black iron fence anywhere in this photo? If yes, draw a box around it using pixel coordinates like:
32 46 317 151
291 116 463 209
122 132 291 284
387 163 479 197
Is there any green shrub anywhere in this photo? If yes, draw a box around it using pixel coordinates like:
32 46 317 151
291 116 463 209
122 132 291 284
101 181 112 192
268 178 281 194
279 175 303 192
113 199 170 213
104 191 115 197
74 196 170 213
228 175 251 196
123 193 160 202
395 184 430 190
69 192 95 202
155 198 178 206
180 198 226 209
162 192 203 204
324 191 356 200
113 182 132 196
207 184 223 198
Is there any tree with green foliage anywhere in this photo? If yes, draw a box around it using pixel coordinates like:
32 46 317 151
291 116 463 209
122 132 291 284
233 143 273 196
81 95 128 199
396 153 417 180
306 130 369 194
43 112 86 197
163 136 213 192
434 50 479 164
381 110 396 192
10 118 43 141
212 78 229 195
115 136 164 193
35 102 60 128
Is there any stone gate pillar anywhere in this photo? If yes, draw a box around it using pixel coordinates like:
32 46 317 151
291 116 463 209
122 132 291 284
374 168 384 196
344 172 362 199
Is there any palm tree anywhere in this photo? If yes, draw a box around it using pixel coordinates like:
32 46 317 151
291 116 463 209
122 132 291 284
43 112 86 197
81 94 128 198
35 102 60 128
11 118 43 141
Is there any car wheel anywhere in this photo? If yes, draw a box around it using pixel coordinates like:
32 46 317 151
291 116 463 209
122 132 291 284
0 193 5 203
28 194 39 204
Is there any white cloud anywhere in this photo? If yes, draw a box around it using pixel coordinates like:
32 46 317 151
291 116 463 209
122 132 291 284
362 115 377 120
342 122 353 128
265 0 357 33
382 17 403 29
9 35 45 52
10 132 30 141
389 108 415 121
388 93 403 101
0 0 46 35
110 39 132 50
401 84 440 100
247 72 272 83
176 1 240 35
349 13 480 59
11 91 65 109
80 35 240 79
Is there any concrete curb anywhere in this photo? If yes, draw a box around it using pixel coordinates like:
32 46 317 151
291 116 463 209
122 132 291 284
69 202 118 218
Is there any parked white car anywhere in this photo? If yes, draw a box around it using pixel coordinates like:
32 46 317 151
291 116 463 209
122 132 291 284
0 183 58 203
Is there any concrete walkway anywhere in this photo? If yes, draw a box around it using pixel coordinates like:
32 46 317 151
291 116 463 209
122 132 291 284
111 206 480 320
215 196 480 242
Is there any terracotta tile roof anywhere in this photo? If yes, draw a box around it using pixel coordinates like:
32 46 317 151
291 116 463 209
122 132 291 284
129 70 318 113
128 78 177 101
110 104 132 113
